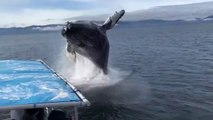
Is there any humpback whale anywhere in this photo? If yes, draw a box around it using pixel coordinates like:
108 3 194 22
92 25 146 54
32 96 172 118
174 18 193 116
62 10 125 74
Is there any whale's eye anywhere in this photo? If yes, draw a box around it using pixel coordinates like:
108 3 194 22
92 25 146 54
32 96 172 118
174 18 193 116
78 42 85 47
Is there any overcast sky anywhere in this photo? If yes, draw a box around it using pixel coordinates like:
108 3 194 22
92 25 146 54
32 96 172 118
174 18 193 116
1 0 213 27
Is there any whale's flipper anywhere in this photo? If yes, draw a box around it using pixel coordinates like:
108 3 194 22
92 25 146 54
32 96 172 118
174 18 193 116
72 51 76 62
101 10 125 30
66 43 77 62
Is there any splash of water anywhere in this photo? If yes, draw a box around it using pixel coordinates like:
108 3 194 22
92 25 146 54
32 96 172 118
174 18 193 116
55 49 126 89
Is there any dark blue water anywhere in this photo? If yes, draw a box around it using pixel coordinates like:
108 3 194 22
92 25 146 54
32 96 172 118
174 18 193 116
0 21 213 120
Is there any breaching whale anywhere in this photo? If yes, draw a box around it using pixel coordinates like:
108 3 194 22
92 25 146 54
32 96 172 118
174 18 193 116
62 10 125 74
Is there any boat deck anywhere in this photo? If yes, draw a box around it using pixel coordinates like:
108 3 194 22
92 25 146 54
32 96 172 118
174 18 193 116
0 60 90 119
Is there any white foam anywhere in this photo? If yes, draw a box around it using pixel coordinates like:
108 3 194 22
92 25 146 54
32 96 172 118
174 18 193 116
55 49 126 89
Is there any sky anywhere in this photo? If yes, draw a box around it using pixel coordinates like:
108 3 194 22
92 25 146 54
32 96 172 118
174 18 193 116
0 0 213 27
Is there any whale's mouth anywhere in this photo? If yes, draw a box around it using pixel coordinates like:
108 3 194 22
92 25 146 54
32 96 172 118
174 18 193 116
61 22 73 37
61 27 70 37
61 27 67 37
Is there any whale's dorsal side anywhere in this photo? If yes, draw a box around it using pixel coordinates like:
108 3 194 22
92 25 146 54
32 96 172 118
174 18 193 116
101 10 125 30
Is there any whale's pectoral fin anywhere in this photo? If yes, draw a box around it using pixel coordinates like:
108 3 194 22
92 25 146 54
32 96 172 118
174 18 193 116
67 44 77 62
72 51 76 62
101 10 125 30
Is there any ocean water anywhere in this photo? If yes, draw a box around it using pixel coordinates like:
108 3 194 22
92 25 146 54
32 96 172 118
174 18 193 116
0 21 213 120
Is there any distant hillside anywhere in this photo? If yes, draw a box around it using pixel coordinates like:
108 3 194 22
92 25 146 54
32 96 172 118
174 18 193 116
205 15 213 20
0 24 63 35
206 15 213 18
68 1 213 21
1 20 213 34
2 1 213 28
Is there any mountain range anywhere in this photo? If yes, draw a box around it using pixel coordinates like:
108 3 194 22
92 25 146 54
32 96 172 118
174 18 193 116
68 1 213 21
1 1 213 29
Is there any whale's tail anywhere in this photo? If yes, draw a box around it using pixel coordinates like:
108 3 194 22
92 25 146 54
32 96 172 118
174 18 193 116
101 10 125 30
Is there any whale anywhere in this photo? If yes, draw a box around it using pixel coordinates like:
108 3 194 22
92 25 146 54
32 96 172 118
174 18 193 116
61 10 125 74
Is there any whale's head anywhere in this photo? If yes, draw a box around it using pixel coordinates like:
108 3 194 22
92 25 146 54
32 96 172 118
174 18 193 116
61 10 125 74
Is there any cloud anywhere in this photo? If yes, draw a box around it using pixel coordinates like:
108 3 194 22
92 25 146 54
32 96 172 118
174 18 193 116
0 6 112 28
0 0 213 27
0 9 95 27
0 0 30 11
32 26 63 31
79 0 97 1
0 0 96 11
88 0 213 11
0 0 30 4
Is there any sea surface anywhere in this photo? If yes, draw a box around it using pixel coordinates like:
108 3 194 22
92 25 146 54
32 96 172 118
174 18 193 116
0 21 213 120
